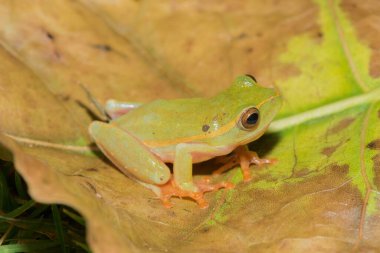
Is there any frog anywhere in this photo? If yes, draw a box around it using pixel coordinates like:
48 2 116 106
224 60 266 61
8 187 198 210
89 75 282 208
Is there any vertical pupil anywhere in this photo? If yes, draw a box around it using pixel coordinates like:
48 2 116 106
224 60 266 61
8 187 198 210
247 113 258 124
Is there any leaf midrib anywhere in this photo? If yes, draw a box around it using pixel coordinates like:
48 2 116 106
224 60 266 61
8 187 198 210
269 86 380 132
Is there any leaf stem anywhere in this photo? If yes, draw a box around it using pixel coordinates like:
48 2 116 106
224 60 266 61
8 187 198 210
2 134 97 153
269 86 380 132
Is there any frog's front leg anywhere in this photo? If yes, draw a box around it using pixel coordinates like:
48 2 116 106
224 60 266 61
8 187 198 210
159 143 233 208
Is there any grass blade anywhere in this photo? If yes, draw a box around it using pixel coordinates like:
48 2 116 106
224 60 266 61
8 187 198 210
51 205 68 253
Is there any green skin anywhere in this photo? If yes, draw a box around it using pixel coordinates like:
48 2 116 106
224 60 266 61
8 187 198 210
89 76 282 192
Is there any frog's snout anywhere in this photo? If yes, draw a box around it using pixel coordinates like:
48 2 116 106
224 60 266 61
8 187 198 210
271 93 282 112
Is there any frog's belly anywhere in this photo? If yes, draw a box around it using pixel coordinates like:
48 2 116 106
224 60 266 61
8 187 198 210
151 144 235 164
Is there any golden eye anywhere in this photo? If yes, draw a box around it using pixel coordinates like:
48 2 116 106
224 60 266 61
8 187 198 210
238 107 260 130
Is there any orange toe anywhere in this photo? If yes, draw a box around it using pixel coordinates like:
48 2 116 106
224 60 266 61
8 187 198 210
158 176 233 208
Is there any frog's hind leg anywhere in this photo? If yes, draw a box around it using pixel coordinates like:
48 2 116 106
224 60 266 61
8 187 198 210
105 100 142 119
213 145 276 181
89 121 170 185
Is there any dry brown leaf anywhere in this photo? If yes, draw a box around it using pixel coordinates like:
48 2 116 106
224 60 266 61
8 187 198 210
1 1 380 252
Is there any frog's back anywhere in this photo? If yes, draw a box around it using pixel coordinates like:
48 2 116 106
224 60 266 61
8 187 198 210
113 99 206 141
112 97 221 144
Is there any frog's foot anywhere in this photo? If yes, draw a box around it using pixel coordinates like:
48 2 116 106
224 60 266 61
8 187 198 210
213 146 276 181
158 176 234 208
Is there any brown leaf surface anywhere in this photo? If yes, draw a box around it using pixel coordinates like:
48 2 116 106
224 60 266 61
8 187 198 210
1 0 380 253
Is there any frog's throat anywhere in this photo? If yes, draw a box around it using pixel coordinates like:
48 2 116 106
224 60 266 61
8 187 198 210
144 93 280 148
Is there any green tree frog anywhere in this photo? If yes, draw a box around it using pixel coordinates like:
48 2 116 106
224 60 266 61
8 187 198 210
89 75 281 208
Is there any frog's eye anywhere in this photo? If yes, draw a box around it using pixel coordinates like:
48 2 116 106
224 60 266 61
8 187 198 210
245 74 257 83
238 107 260 130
